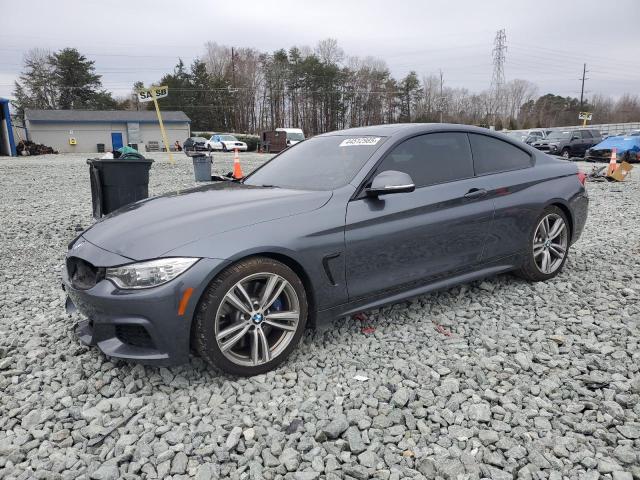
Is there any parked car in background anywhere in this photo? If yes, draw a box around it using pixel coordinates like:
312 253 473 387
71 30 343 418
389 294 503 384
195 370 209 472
63 123 588 376
206 134 248 152
276 128 305 146
183 137 209 152
502 129 550 143
630 130 640 136
503 131 527 142
585 135 640 163
532 128 602 158
526 129 551 140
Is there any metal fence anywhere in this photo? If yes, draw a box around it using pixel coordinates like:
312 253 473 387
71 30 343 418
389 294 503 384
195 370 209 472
555 122 640 136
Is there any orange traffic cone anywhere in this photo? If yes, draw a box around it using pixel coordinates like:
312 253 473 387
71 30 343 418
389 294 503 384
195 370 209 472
608 147 618 176
232 148 244 179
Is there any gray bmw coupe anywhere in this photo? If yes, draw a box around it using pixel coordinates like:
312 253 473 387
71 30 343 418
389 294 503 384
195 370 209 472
64 124 588 376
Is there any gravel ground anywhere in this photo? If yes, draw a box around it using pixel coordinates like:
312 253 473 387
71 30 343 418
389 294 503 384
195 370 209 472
0 153 639 480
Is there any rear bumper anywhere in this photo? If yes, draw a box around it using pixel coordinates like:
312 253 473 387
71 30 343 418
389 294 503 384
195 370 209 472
62 257 227 366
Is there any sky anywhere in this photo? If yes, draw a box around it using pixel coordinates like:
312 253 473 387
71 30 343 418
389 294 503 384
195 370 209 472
1 0 639 103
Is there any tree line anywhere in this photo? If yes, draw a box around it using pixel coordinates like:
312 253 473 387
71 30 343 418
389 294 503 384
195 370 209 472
12 41 640 133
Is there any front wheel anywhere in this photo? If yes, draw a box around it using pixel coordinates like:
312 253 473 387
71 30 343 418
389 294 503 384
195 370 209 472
193 257 308 376
516 206 570 282
561 148 571 159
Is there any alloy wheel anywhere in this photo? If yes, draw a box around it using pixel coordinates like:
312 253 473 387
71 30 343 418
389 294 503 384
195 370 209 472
533 213 568 275
214 272 300 367
562 149 570 159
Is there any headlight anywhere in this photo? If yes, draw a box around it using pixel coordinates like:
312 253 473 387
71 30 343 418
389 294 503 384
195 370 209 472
106 257 199 289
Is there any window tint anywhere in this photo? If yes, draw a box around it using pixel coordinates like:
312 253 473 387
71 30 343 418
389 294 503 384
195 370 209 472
468 133 532 175
581 130 592 139
375 132 473 187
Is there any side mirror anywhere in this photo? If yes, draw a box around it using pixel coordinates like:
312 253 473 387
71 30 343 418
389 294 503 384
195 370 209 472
366 170 415 197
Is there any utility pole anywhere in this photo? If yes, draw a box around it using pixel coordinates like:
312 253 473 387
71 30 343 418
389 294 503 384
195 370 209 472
231 47 236 129
579 63 588 111
231 47 236 89
439 69 444 123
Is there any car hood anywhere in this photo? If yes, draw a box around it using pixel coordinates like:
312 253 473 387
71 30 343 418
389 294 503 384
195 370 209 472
83 182 332 261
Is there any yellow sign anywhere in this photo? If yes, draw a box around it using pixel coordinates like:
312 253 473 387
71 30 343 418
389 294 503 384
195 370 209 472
138 86 174 164
69 137 77 145
138 85 168 103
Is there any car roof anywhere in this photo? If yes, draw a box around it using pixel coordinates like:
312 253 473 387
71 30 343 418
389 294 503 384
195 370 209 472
316 123 505 139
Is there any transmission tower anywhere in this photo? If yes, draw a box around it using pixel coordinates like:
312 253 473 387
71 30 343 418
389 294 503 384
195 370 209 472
490 29 507 124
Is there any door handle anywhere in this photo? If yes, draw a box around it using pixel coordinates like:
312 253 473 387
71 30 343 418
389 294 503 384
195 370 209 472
464 188 487 199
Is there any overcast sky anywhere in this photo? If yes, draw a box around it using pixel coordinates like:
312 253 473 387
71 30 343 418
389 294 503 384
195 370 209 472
2 0 639 103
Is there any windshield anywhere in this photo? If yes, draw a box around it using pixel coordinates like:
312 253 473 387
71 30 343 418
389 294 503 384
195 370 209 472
286 132 305 141
547 131 571 140
192 137 207 142
220 135 238 142
244 135 386 190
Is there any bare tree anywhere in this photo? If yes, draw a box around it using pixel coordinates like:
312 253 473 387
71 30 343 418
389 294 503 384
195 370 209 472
315 38 344 65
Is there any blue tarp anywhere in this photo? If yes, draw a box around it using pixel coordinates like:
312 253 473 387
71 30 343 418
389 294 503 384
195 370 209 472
592 135 640 154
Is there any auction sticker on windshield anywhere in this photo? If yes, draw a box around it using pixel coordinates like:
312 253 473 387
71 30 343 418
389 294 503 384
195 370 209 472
340 137 381 147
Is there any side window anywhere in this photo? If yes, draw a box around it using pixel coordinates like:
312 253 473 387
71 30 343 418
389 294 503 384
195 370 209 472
581 130 592 139
375 132 473 187
468 133 532 175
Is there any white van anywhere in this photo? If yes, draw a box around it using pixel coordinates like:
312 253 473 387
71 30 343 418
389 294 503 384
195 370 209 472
276 128 305 146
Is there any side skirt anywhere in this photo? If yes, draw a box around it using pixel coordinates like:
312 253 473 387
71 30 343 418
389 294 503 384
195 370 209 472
315 255 522 324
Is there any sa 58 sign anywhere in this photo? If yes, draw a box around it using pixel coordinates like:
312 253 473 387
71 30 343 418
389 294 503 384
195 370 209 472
138 86 168 103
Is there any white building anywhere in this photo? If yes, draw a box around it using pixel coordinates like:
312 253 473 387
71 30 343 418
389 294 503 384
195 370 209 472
24 109 191 153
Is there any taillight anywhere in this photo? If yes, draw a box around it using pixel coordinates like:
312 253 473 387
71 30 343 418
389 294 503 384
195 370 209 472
577 172 587 186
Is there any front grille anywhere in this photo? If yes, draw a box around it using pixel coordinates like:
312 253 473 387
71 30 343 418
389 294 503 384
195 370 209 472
115 325 154 349
67 257 105 290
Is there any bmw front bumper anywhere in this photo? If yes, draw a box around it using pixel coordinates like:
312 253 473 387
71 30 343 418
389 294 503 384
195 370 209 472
62 252 227 366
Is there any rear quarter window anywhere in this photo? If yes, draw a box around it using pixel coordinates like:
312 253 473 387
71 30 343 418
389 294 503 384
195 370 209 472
468 133 532 175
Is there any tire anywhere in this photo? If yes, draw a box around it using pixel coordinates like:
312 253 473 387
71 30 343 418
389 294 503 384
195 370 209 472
207 145 213 152
222 143 228 152
193 257 308 376
516 206 570 282
561 148 571 159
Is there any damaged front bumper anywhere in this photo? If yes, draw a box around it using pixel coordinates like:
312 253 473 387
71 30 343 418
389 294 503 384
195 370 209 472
62 239 227 366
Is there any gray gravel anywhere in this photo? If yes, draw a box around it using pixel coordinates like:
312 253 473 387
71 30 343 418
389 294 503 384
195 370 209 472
1 153 639 479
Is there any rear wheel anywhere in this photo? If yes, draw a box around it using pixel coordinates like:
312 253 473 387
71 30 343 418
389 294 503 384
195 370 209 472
193 257 308 376
516 206 570 282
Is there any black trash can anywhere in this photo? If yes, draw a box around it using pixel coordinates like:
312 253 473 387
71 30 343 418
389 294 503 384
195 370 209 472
87 157 154 219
